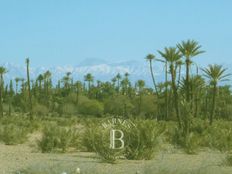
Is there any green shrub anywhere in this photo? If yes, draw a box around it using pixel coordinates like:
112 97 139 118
81 120 123 163
124 120 165 160
171 127 200 154
104 95 134 116
190 118 209 135
38 124 79 153
0 124 28 145
0 115 41 133
56 116 79 127
81 125 96 152
33 103 49 116
82 119 165 162
60 103 77 116
201 121 232 152
93 126 123 163
224 153 232 166
79 99 103 116
136 95 158 118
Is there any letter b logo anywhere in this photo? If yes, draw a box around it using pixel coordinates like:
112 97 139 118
110 129 124 149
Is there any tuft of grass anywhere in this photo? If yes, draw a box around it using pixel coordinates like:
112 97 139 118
124 120 165 160
38 124 79 153
0 124 29 145
223 153 232 166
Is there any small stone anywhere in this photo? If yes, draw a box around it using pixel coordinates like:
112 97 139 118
76 167 81 174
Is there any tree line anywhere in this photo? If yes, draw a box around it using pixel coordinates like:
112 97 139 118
0 40 231 131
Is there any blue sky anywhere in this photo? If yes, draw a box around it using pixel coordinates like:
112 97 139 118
0 0 231 67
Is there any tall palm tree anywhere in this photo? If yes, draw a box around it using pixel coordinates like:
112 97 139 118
145 54 159 95
15 77 20 94
136 80 145 114
156 57 169 120
0 67 7 117
125 72 129 78
202 64 230 125
44 71 52 92
36 74 44 91
190 75 205 118
8 80 14 116
75 81 82 104
122 73 130 96
61 72 71 90
158 47 182 128
176 60 184 88
26 58 33 119
111 77 117 88
116 73 121 93
84 73 94 92
177 40 205 102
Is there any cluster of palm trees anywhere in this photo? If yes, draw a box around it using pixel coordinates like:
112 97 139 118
0 39 231 130
146 39 230 133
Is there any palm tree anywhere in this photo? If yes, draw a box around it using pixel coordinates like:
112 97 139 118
74 81 82 104
44 71 52 92
62 72 71 90
20 78 25 93
122 73 130 96
145 54 159 95
26 58 33 119
36 74 44 91
156 57 169 120
111 77 117 88
177 40 205 102
0 67 7 117
125 72 129 78
84 73 94 92
190 75 205 118
202 64 230 125
176 60 184 88
15 77 20 94
116 73 121 93
136 80 145 114
158 47 182 128
8 80 14 116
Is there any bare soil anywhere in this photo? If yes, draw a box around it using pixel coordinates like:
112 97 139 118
1 134 232 174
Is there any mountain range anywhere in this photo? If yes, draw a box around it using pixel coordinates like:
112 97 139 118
1 59 165 87
1 59 231 87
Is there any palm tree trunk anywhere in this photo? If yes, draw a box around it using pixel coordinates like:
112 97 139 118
0 74 3 117
177 65 181 88
170 65 181 128
26 60 33 119
186 58 190 102
165 62 168 120
117 79 120 93
138 91 142 114
8 100 11 116
16 83 18 94
88 81 90 91
149 60 159 96
194 92 198 118
210 84 217 125
76 89 79 104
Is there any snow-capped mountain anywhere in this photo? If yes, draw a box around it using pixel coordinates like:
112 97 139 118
1 59 231 87
0 59 165 87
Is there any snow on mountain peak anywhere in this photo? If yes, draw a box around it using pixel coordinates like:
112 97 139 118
0 60 164 86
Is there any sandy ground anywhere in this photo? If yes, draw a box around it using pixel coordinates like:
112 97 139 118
1 135 232 174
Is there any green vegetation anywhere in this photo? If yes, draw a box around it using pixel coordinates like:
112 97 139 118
0 39 232 173
38 124 79 153
224 153 232 166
